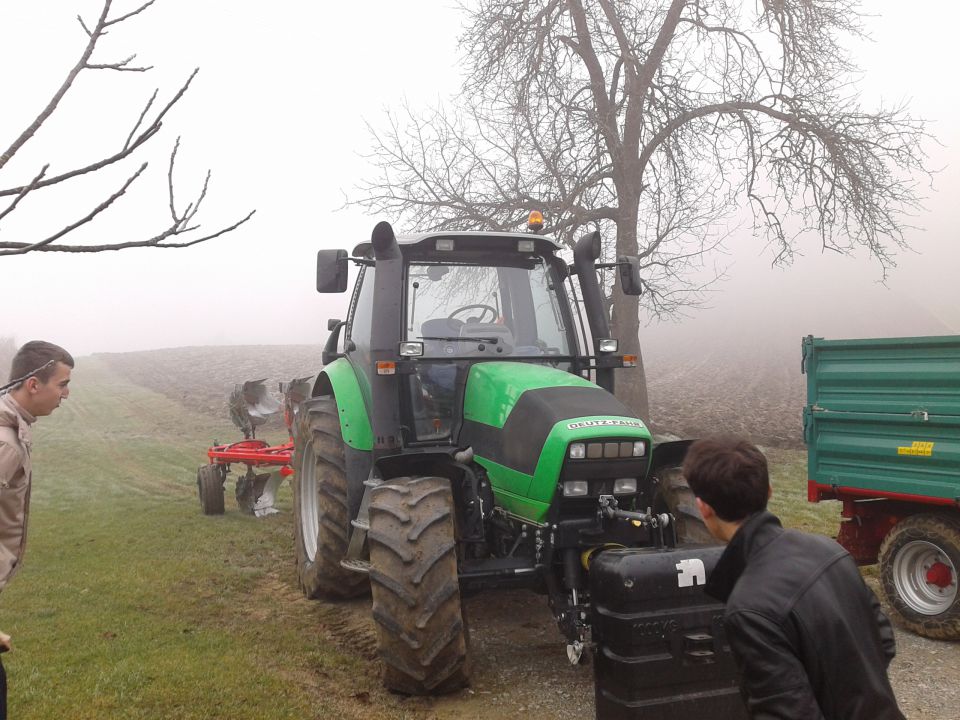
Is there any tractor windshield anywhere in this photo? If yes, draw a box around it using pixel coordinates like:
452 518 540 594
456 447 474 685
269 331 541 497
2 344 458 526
402 259 573 442
406 261 571 358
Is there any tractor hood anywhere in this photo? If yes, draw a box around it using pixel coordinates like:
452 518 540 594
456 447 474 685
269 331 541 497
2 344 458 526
459 362 652 522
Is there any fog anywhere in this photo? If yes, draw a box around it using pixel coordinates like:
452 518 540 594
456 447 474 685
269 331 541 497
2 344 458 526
2 1 959 359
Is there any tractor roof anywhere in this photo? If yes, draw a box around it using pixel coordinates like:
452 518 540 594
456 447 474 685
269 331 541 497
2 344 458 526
352 230 563 258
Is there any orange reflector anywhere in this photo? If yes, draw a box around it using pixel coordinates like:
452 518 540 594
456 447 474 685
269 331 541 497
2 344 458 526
623 354 637 368
376 361 396 375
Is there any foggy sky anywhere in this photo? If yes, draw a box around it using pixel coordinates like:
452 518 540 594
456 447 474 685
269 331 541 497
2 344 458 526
2 1 958 358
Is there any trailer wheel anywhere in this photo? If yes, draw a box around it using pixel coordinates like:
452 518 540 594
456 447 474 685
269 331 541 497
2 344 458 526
879 514 960 640
368 476 470 695
292 397 369 599
198 464 225 515
654 467 716 545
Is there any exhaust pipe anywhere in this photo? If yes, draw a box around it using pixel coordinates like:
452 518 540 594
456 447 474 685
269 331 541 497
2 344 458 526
369 221 404 458
573 231 614 393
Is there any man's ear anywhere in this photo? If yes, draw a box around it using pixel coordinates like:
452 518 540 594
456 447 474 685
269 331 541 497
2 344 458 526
695 496 715 521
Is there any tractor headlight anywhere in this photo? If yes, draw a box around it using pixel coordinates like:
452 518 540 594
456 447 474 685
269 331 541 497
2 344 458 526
598 338 619 353
563 480 589 497
569 439 647 459
399 341 424 357
613 478 637 494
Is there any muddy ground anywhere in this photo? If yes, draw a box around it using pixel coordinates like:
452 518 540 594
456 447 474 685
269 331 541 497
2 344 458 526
100 345 959 718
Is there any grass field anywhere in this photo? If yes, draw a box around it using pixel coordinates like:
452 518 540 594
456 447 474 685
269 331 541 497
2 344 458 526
4 355 838 719
2 358 432 720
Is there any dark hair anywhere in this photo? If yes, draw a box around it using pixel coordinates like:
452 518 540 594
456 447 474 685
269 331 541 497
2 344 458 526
9 340 74 388
682 435 769 522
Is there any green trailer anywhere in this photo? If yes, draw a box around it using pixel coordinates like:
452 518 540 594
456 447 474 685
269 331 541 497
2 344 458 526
803 334 960 639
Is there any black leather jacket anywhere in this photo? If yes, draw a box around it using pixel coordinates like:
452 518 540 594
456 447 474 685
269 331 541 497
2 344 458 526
706 511 904 720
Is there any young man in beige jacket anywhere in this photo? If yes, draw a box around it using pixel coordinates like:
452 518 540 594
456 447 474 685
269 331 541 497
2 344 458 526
0 341 73 719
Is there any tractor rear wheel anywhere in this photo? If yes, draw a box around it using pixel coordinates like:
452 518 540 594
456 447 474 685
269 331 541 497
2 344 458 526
368 476 470 695
198 464 225 515
654 467 716 545
879 514 960 640
292 397 369 599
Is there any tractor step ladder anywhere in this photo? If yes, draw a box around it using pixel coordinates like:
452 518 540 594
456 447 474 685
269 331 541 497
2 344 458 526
340 477 382 573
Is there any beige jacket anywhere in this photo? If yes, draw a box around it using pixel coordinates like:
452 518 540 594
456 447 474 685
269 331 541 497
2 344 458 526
0 393 34 592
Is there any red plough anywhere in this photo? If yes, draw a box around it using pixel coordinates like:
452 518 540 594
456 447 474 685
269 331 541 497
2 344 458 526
197 377 311 517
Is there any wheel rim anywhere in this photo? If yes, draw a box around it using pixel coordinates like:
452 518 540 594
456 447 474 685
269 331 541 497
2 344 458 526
893 540 958 615
300 442 319 562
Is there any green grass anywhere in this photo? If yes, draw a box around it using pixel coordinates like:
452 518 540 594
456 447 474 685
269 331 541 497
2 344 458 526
764 446 839 537
1 358 417 720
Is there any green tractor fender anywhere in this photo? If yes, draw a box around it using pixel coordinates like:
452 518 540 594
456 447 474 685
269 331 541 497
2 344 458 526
310 358 373 451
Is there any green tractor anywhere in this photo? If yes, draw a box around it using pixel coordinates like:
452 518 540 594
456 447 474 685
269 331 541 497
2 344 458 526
293 221 709 695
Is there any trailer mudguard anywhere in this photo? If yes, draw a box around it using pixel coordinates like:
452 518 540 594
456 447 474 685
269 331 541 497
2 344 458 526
460 362 652 522
311 358 374 451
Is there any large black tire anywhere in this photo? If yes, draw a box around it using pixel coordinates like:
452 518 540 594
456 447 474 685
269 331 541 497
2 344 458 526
198 464 225 515
654 466 717 545
879 514 960 640
368 476 470 695
292 397 369 599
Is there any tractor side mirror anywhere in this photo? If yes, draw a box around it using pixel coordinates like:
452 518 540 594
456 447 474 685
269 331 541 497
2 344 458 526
317 249 349 293
618 255 644 296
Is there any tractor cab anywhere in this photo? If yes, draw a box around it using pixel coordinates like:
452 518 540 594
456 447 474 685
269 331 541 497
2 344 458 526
394 235 577 441
317 227 640 440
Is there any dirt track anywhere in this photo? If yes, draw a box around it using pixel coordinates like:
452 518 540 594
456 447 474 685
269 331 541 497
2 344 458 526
100 345 960 718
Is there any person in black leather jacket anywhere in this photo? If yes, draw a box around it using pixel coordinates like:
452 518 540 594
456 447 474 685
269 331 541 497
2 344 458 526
682 435 905 720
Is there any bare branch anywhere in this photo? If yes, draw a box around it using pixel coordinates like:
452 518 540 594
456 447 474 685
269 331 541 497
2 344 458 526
0 1 111 170
0 3 253 256
87 54 153 72
104 0 157 26
0 210 255 254
0 163 147 257
0 164 48 224
1 69 199 198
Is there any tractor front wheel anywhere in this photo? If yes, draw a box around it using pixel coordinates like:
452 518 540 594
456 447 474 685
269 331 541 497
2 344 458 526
198 464 225 515
368 476 470 695
879 514 960 640
654 467 716 545
292 397 369 599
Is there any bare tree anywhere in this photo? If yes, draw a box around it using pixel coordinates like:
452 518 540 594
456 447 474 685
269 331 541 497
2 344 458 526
353 0 930 419
0 0 254 257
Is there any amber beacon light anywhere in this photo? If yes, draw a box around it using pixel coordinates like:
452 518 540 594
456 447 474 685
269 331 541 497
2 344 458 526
527 210 544 233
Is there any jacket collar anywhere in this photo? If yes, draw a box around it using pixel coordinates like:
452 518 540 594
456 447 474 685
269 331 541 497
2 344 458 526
705 510 784 602
0 393 35 449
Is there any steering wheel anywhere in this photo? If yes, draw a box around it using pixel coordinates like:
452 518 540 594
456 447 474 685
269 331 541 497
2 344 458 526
447 303 498 324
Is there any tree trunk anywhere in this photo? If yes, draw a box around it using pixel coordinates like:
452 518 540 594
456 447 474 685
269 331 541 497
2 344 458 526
610 205 650 421
610 288 650 421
